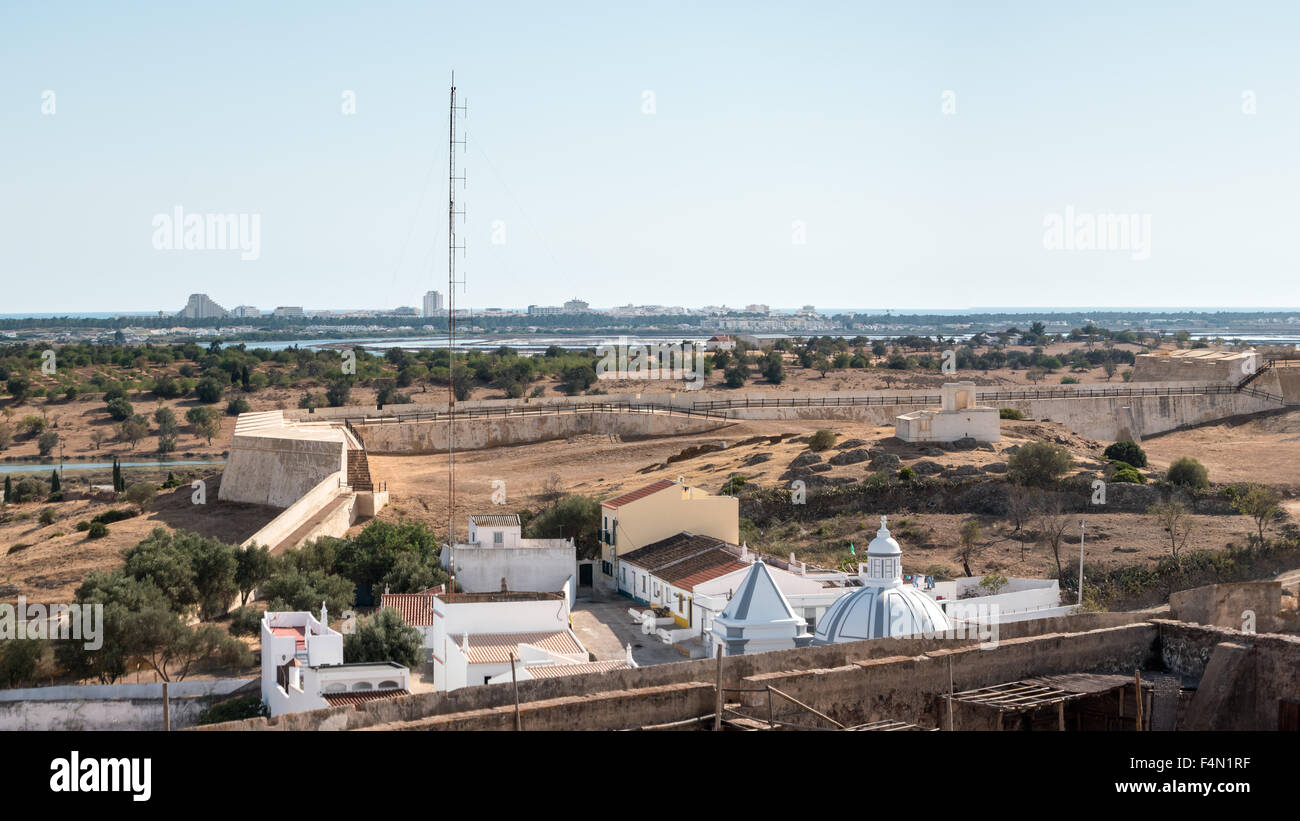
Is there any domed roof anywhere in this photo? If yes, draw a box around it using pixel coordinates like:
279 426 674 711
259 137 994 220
812 516 953 644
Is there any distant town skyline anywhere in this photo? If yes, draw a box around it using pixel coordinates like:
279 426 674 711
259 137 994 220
4 4 1299 314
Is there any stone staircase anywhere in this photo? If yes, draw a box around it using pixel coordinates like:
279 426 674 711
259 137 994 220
347 449 374 491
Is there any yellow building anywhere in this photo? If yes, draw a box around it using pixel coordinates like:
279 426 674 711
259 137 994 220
598 479 739 586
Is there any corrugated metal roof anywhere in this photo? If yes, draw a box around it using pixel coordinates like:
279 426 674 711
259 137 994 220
321 689 411 707
470 513 521 527
601 479 676 509
461 631 584 665
524 660 632 679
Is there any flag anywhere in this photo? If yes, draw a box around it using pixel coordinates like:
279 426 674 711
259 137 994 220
848 543 856 556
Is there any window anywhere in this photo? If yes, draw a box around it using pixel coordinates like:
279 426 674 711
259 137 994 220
493 531 504 546
677 594 684 614
641 575 646 592
353 681 373 691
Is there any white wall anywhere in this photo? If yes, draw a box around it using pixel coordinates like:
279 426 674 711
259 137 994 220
445 546 577 600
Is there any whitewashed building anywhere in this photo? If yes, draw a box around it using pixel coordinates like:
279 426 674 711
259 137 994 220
708 561 813 656
260 608 410 717
443 514 584 599
895 382 1000 444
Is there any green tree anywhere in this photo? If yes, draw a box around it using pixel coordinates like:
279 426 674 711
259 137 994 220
119 414 150 449
325 379 352 407
123 482 157 513
344 607 424 669
527 495 602 559
761 350 785 384
186 406 221 444
262 569 356 614
1007 441 1072 486
957 519 981 577
235 544 272 606
195 378 224 404
1166 457 1208 490
375 551 448 601
105 397 134 421
1231 484 1281 545
1103 440 1147 468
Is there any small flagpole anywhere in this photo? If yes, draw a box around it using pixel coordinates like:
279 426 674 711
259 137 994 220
1078 518 1085 608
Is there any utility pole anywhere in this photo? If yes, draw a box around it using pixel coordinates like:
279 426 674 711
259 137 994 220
446 72 467 556
1078 517 1085 608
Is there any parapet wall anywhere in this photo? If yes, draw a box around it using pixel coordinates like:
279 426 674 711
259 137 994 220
355 409 730 454
219 432 346 507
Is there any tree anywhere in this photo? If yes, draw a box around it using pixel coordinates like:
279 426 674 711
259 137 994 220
2 475 11 506
123 482 158 513
1103 440 1147 468
527 495 602 559
807 429 837 451
195 378 224 404
1166 457 1208 490
6 375 31 403
957 519 981 577
723 360 749 388
1149 501 1194 557
119 414 150 449
37 431 58 457
262 569 356 614
345 608 424 669
235 544 273 606
375 551 448 601
49 469 61 494
186 406 221 444
105 397 134 421
1033 496 1071 579
112 457 125 493
1231 484 1281 545
761 350 785 384
326 379 352 407
1007 441 1073 487
89 429 105 450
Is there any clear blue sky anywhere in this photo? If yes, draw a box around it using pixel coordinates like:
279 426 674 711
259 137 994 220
2 1 1298 314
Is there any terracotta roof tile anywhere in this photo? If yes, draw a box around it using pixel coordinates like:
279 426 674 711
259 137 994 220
322 689 411 707
459 631 584 665
601 479 676 509
524 660 632 679
620 533 750 591
470 513 522 528
380 593 436 626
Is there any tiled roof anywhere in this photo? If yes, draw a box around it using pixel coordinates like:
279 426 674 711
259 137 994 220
470 513 521 528
602 479 676 509
524 660 632 679
459 631 585 665
620 532 747 590
322 689 411 707
270 625 306 650
380 593 436 626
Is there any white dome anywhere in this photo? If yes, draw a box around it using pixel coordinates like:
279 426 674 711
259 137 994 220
812 515 953 643
812 584 952 643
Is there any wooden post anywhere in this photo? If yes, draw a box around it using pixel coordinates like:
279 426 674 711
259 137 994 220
510 653 521 731
1134 671 1143 731
1057 701 1065 731
947 655 955 731
713 645 723 731
161 681 170 732
767 687 774 729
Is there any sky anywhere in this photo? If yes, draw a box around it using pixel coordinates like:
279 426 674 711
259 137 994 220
2 1 1298 314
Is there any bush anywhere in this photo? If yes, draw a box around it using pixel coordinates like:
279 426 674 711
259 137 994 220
92 508 136 525
87 521 108 539
807 430 837 452
76 520 91 531
1059 376 1080 384
897 466 916 481
105 397 134 421
38 508 55 526
1103 440 1147 468
195 378 224 404
37 431 59 456
196 694 268 726
228 606 263 637
1007 441 1073 486
225 398 250 416
999 408 1024 420
1167 457 1208 490
1110 466 1146 484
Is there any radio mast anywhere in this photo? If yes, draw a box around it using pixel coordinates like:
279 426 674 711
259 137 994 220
447 73 466 550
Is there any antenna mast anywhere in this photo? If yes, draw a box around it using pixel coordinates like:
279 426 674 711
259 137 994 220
447 73 467 550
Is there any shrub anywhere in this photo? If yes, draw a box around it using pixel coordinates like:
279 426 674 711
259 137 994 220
1059 376 1080 384
807 429 837 452
1103 440 1147 468
92 508 136 525
196 694 268 726
1167 457 1208 490
1007 441 1073 486
37 431 59 456
123 482 158 513
195 378 224 404
228 606 263 637
76 520 90 532
38 508 55 526
897 466 915 481
225 398 250 416
105 397 134 421
87 521 108 539
998 408 1024 420
1110 466 1146 484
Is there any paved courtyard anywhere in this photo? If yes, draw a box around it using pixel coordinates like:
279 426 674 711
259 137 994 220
571 599 690 667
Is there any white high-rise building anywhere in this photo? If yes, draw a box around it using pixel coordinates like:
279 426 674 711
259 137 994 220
423 290 444 317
